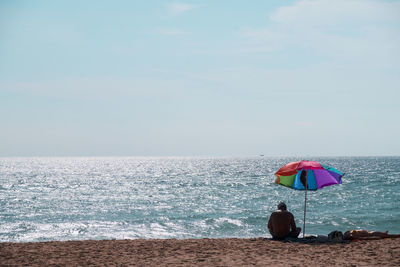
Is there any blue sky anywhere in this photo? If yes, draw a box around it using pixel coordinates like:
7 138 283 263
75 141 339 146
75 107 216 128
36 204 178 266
1 0 399 156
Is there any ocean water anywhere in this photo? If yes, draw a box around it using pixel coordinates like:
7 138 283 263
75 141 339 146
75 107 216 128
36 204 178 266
0 157 399 242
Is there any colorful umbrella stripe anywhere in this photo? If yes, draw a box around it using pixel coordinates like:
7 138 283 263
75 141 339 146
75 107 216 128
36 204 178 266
275 160 344 191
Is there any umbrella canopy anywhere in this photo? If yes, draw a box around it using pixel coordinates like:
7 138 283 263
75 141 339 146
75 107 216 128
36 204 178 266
275 160 343 190
274 160 344 237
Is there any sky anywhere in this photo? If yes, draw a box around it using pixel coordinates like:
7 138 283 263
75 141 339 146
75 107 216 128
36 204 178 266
1 0 400 157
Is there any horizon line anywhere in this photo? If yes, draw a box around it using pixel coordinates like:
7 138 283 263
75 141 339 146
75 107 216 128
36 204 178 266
0 155 399 158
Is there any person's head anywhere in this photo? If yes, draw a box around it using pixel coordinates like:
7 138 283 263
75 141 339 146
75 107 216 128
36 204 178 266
277 202 287 211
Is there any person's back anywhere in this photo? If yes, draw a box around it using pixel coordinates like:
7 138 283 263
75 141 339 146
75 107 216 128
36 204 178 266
268 202 301 239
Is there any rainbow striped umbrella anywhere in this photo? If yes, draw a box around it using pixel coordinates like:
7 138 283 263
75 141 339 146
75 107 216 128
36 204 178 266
275 160 344 237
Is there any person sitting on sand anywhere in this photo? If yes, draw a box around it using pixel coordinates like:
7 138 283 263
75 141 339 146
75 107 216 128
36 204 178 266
343 230 400 240
268 202 301 240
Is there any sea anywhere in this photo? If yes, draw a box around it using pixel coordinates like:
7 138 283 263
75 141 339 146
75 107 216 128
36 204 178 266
0 157 399 242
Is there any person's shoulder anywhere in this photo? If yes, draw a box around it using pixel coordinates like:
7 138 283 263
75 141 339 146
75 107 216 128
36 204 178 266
270 210 281 216
287 211 295 218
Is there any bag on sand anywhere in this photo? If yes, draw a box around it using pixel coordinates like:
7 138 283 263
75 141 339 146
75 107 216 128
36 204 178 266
328 231 344 241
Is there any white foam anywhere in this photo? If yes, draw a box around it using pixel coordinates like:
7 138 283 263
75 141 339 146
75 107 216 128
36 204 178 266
216 218 243 226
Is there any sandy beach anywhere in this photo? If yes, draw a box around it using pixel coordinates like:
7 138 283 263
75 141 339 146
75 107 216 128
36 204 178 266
1 238 399 266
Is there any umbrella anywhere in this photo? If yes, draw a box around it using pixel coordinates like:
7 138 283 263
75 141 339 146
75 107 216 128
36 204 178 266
275 160 344 237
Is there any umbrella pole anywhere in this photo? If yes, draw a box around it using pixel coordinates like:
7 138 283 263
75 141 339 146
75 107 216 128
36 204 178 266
303 186 307 238
303 171 308 238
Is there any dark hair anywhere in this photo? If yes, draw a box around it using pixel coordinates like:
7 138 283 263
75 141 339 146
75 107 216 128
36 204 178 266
278 202 287 210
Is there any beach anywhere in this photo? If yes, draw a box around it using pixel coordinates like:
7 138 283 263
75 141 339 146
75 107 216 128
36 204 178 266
1 238 399 266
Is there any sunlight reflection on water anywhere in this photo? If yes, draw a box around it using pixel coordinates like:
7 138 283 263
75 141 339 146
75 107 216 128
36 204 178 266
0 157 399 242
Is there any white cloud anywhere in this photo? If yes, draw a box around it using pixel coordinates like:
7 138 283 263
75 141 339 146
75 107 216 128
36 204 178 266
166 3 197 16
241 0 400 66
270 0 400 26
0 73 209 100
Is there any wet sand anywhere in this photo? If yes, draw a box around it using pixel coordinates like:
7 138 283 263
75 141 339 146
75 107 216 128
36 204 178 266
1 238 399 266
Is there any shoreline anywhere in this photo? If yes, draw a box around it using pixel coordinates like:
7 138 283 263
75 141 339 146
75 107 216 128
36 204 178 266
1 237 399 266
